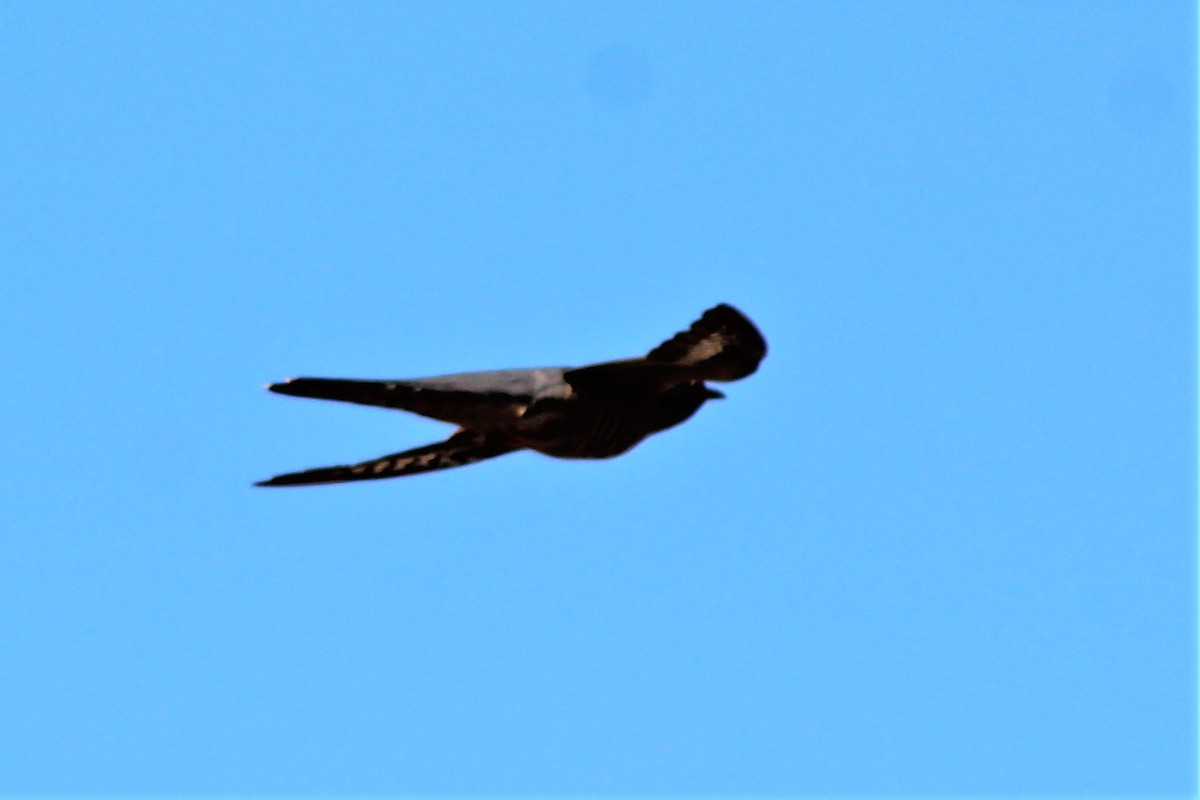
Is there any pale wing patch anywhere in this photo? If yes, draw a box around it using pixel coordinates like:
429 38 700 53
645 303 767 381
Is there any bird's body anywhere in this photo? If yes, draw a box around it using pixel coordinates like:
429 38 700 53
257 303 766 486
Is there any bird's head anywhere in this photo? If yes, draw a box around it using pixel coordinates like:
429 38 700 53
647 381 723 434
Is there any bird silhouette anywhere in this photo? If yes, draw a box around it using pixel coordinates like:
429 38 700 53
255 303 766 486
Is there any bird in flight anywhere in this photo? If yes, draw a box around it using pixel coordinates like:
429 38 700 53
256 303 767 487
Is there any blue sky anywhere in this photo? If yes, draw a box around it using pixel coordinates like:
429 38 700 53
0 1 1194 795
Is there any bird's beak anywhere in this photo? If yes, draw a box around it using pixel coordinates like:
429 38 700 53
704 387 725 400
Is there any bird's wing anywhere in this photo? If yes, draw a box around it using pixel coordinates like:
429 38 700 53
643 303 767 381
254 430 518 487
563 304 767 389
266 369 569 429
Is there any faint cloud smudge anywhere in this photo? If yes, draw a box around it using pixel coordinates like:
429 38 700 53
584 45 653 112
1107 68 1182 135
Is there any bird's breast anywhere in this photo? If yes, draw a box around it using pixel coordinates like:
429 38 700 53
513 393 654 460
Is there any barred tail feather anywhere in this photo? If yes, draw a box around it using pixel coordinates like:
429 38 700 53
255 431 517 487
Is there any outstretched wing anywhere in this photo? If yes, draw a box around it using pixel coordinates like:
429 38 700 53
644 303 767 381
265 369 569 430
254 430 518 487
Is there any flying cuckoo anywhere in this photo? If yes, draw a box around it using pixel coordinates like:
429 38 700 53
256 303 766 486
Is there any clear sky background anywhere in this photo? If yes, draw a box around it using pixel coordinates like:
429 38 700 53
0 1 1194 795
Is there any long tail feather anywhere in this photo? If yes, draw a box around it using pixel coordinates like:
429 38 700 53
255 430 517 487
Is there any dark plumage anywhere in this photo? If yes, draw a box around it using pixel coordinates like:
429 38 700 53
256 303 766 486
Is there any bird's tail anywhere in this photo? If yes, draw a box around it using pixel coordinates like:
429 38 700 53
254 430 518 487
